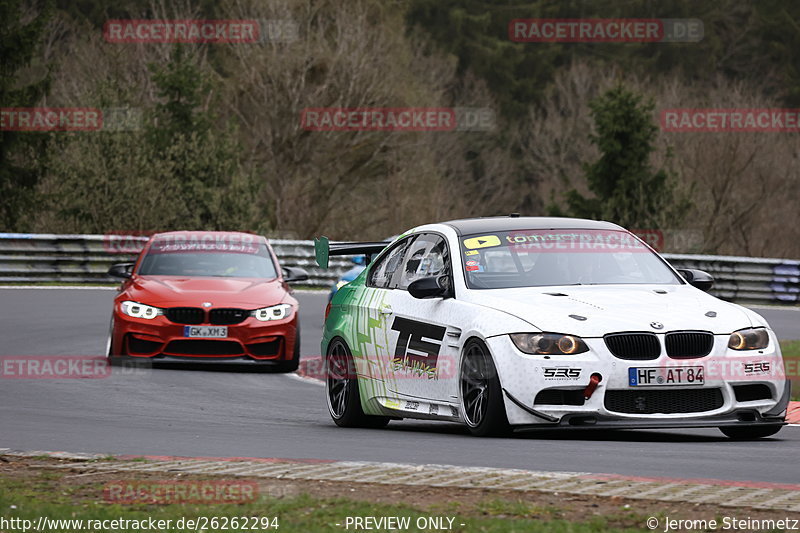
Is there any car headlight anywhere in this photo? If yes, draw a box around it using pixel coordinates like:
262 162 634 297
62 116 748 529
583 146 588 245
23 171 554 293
252 303 293 321
728 328 769 350
510 333 589 355
120 300 162 320
335 280 349 290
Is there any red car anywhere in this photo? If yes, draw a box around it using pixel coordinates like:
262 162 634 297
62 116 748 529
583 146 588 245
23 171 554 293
106 231 308 371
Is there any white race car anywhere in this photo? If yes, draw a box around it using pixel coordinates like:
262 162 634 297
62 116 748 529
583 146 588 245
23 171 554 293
316 217 790 438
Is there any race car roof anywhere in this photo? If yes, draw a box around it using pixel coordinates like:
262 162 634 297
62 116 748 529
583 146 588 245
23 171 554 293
442 216 622 235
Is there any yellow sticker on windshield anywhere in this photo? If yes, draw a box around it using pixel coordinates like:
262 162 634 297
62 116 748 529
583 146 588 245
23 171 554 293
464 250 479 256
463 235 501 249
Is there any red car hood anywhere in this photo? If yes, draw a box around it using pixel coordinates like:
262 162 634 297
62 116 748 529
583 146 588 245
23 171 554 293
123 276 288 309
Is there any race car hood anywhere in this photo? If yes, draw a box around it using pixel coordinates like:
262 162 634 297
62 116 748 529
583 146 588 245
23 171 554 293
470 285 755 337
123 276 287 308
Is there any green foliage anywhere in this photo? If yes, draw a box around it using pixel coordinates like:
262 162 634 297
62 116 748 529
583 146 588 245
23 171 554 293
405 0 558 117
551 85 690 229
147 47 212 150
3 0 799 254
53 0 221 29
144 46 257 230
406 0 800 116
0 0 53 230
751 1 800 106
34 46 259 233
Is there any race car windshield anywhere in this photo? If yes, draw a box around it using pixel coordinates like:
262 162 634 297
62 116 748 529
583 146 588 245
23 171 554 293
459 229 681 289
137 239 278 278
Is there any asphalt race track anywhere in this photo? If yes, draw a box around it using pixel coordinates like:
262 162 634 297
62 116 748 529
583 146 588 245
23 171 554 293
0 288 798 484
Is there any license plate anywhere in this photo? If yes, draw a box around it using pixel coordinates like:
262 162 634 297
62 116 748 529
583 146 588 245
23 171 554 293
628 366 704 386
183 326 228 338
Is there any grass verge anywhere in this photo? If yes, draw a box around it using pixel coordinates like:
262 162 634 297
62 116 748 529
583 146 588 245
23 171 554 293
781 340 800 400
0 467 646 533
3 457 799 532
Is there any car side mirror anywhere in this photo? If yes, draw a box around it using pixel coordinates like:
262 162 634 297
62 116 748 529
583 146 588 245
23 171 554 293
283 266 309 283
677 268 714 292
408 275 451 299
108 262 134 280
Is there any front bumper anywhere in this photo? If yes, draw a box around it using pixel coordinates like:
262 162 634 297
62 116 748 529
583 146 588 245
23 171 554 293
488 332 789 427
110 311 298 362
109 354 288 366
508 390 787 430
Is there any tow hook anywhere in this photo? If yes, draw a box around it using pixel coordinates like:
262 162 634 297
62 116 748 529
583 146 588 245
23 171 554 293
584 373 602 400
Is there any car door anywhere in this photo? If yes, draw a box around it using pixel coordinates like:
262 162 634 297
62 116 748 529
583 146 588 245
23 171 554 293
380 233 461 404
353 236 417 386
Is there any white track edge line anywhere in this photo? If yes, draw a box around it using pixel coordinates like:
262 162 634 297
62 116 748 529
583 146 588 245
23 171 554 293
285 372 324 387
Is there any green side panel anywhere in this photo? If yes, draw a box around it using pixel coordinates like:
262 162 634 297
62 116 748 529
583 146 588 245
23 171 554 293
314 236 330 269
322 270 395 416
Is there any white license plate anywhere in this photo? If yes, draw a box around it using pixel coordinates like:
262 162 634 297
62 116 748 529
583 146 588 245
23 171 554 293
183 326 228 338
628 366 704 386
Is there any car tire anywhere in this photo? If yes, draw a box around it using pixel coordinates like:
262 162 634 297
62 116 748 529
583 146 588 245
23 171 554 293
275 323 301 373
719 424 783 440
460 338 511 437
326 338 390 428
106 318 123 365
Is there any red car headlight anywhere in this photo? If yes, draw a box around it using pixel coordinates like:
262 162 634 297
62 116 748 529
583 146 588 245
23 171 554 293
252 303 293 322
120 300 162 320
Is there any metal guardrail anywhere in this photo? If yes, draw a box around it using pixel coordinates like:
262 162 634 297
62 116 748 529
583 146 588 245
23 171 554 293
0 233 353 287
662 253 800 305
0 234 798 304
